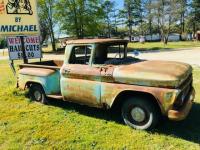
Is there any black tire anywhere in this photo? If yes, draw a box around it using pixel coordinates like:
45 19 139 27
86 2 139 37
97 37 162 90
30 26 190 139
122 96 160 130
29 84 48 104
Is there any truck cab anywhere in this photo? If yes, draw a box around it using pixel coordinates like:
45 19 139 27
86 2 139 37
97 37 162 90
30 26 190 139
18 39 195 130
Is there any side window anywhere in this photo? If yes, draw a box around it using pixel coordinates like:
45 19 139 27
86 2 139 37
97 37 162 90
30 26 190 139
69 46 92 64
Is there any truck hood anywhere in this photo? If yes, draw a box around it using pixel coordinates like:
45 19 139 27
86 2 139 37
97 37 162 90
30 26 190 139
113 60 192 88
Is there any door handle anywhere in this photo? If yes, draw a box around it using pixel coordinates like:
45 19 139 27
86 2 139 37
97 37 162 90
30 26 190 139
63 69 71 74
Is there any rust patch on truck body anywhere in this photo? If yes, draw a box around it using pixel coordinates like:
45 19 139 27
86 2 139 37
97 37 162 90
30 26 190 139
60 64 102 107
66 39 129 45
100 82 180 114
113 60 192 88
19 68 56 76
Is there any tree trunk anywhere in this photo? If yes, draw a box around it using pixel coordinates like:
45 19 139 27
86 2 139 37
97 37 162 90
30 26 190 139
193 22 196 39
126 3 132 42
163 36 168 45
51 32 56 52
108 22 111 38
47 1 56 51
148 0 153 41
72 0 80 38
79 0 85 39
149 19 152 41
129 25 132 42
180 12 185 41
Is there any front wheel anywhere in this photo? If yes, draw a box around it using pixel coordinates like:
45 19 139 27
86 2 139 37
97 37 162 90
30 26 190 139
122 96 160 130
29 84 48 104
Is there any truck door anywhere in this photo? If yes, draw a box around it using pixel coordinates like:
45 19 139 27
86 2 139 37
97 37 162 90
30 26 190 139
60 45 102 107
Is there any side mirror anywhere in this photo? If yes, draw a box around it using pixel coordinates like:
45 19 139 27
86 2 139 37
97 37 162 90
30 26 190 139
132 50 140 57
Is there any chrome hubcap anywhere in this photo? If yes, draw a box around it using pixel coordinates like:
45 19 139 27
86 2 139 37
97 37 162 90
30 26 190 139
34 91 41 101
131 107 146 122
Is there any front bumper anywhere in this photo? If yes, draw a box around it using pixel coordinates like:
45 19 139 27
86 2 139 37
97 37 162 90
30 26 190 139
168 87 195 121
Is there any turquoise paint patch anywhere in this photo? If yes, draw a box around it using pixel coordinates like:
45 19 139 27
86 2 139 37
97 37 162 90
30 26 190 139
19 70 61 95
93 84 101 103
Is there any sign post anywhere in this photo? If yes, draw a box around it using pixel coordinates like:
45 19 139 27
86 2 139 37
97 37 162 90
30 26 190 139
9 60 16 76
20 36 28 64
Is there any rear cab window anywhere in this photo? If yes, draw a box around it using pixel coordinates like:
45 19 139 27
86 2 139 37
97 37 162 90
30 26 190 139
94 43 127 65
69 45 92 65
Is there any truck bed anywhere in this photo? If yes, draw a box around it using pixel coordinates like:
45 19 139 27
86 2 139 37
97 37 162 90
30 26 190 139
18 60 63 95
19 60 63 70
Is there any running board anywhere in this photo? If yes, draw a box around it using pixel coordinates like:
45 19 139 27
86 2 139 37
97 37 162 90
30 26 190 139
47 94 63 99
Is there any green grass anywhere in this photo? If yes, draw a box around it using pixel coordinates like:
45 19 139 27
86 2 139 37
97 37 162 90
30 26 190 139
0 60 200 149
128 41 200 51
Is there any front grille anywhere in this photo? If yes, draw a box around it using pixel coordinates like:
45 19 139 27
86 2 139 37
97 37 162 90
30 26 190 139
174 74 193 110
179 74 192 89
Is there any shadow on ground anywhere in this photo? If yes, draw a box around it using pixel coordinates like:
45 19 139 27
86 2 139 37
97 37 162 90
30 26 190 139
154 102 200 144
47 98 200 144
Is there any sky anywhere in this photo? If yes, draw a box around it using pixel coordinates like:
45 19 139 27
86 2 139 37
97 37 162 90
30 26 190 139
114 0 124 9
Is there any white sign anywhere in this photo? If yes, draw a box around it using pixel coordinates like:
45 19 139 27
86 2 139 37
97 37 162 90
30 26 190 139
7 36 42 60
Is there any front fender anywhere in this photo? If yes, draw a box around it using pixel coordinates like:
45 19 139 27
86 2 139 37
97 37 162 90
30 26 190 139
101 82 179 115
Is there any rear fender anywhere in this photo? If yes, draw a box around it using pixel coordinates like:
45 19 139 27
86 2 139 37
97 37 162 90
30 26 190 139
18 71 60 95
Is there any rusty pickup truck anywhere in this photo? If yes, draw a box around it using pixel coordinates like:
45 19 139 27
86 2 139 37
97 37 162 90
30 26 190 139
18 39 195 130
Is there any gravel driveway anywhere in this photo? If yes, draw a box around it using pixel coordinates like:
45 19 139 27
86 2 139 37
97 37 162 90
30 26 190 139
137 47 200 67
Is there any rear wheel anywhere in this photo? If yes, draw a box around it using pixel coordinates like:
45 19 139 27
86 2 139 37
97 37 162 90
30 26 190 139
29 84 48 104
122 96 160 130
